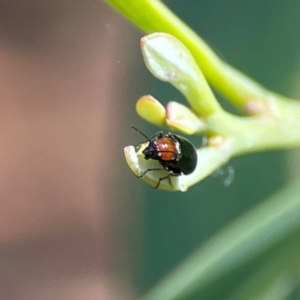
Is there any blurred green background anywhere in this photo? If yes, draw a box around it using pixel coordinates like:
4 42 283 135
123 1 300 297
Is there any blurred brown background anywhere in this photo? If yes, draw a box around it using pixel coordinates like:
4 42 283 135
0 1 138 299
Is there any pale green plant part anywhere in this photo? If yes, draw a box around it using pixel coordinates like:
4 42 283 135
105 1 300 298
124 32 300 191
106 0 300 191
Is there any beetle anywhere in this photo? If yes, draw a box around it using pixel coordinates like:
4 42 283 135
131 126 197 189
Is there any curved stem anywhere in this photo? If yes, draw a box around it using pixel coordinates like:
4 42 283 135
106 0 299 109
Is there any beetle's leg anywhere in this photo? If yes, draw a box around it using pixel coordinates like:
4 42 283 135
137 168 164 178
150 131 164 140
157 131 164 138
137 168 172 189
155 173 181 189
138 169 180 190
155 174 171 189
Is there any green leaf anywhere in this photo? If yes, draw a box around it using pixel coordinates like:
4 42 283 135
142 180 300 300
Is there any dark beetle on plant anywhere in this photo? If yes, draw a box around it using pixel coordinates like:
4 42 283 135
131 126 198 189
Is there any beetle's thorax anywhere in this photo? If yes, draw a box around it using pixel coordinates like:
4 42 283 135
143 137 181 162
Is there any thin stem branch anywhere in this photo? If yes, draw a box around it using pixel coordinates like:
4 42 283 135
106 0 299 110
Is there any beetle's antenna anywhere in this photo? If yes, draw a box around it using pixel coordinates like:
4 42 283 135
131 126 151 142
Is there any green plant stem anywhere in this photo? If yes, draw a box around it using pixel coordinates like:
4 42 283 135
105 0 299 110
110 1 300 191
206 111 300 154
180 110 300 191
